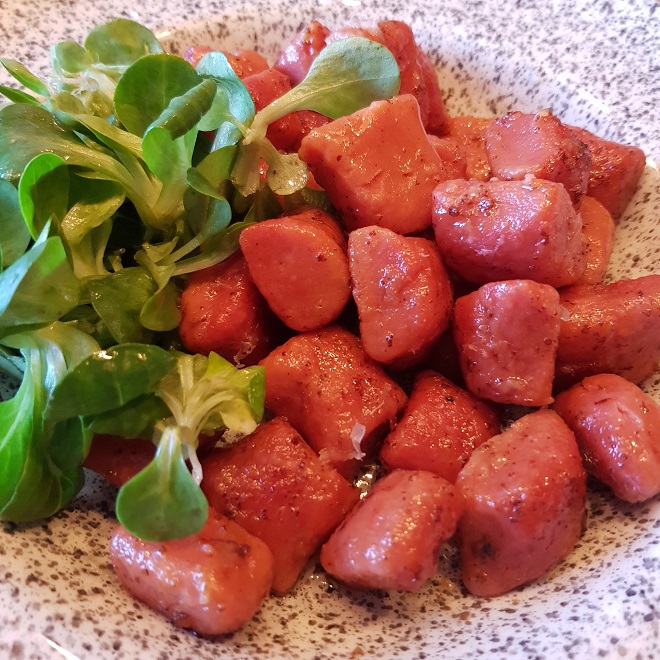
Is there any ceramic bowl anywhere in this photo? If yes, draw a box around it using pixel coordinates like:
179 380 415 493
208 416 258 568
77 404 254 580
0 0 658 658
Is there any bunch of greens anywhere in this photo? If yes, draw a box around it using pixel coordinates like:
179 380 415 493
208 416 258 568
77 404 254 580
0 18 400 540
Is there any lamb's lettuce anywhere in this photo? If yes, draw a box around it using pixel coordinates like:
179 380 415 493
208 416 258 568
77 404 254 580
86 268 159 343
247 37 401 136
116 352 264 541
2 18 164 118
0 180 30 267
115 424 209 542
83 19 163 67
18 153 70 239
0 18 401 538
47 343 177 421
0 224 79 339
196 51 255 146
0 323 99 522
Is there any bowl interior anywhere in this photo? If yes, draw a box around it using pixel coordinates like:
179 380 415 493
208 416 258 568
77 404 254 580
0 2 658 659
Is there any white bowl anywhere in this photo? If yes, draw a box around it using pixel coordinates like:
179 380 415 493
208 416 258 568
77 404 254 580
0 0 658 658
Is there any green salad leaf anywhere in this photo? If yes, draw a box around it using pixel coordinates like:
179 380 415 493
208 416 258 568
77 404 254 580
84 18 163 67
114 352 264 541
47 343 176 422
61 175 125 279
247 37 400 138
0 103 125 182
115 425 209 542
0 323 99 522
87 394 170 439
86 267 158 343
0 224 79 339
0 18 402 538
196 51 255 146
18 153 70 239
0 179 30 267
114 53 202 136
2 20 163 121
0 84 40 105
50 40 94 76
0 59 49 97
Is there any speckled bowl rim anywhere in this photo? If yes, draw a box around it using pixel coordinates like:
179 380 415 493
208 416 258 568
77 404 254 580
0 0 658 659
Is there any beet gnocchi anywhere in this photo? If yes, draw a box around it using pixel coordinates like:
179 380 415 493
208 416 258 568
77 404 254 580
18 14 650 639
